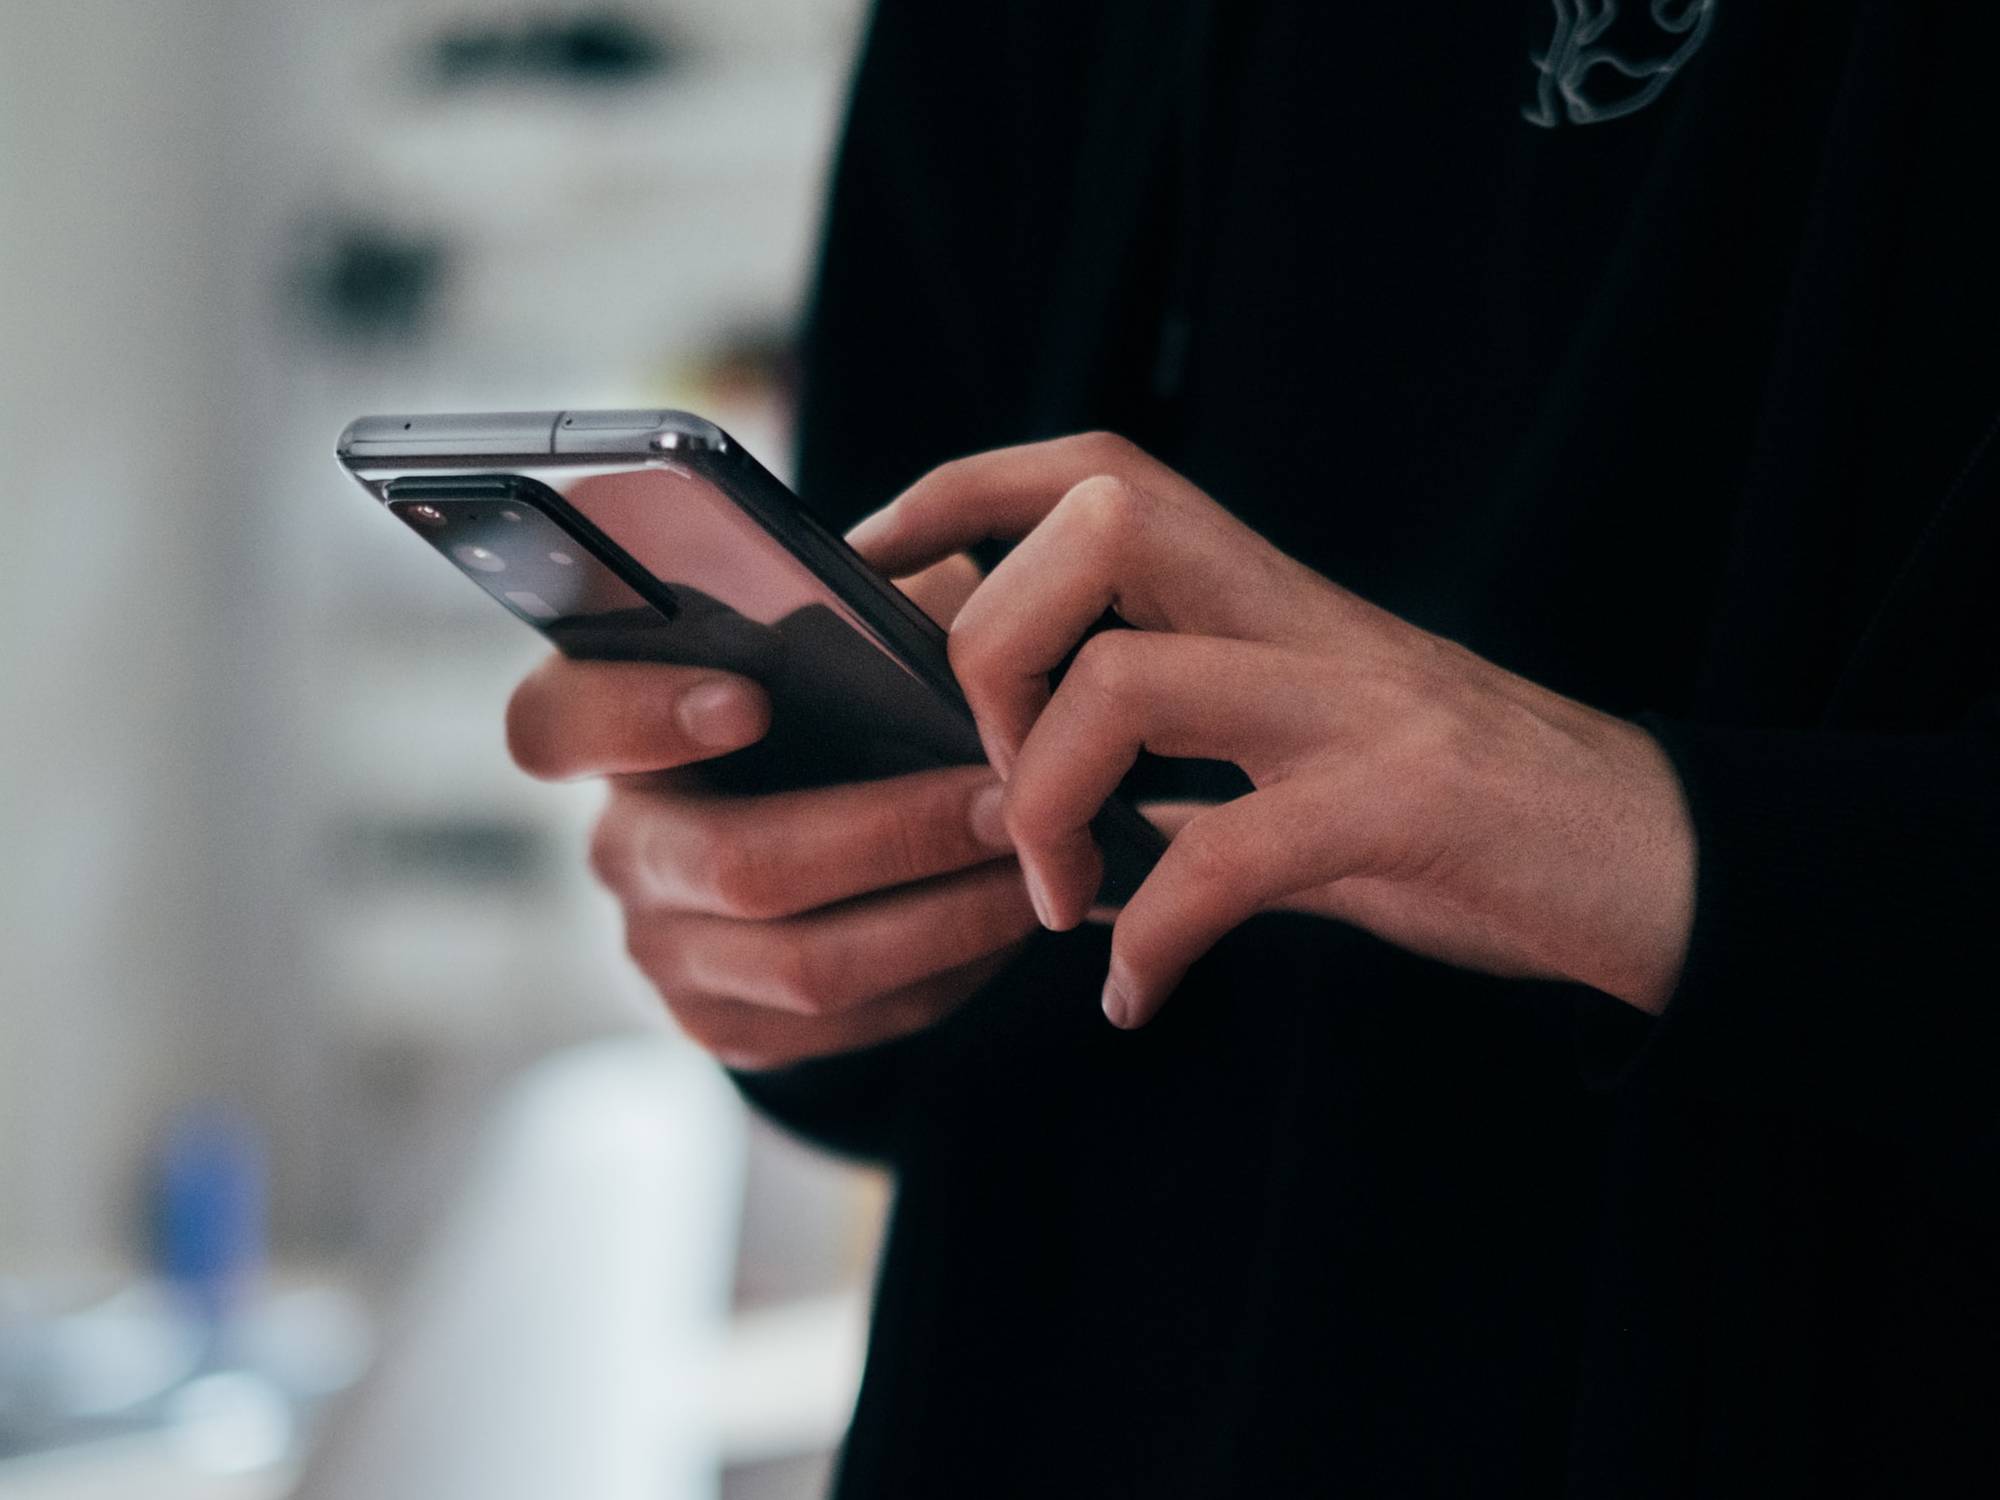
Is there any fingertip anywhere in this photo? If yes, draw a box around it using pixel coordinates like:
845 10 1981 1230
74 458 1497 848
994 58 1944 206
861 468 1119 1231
843 506 899 563
849 496 961 579
968 781 1013 852
676 676 771 751
1037 835 1102 932
1023 863 1060 931
1099 960 1141 1029
1021 849 1099 933
504 661 577 781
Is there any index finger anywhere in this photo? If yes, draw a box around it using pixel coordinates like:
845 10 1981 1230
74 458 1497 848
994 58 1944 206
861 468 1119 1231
506 655 771 782
844 431 1199 577
597 762 1017 920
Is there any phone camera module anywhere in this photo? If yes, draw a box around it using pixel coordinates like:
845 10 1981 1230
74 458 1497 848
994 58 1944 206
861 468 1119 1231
454 543 506 574
407 503 446 528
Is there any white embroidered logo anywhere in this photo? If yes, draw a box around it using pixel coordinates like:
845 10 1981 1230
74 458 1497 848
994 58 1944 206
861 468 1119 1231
1524 0 1718 127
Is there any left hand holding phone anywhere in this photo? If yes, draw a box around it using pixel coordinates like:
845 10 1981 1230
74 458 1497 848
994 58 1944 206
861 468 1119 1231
507 556 1035 1071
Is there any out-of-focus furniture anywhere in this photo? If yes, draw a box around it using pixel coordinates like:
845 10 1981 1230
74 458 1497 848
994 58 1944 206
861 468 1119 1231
293 1036 866 1500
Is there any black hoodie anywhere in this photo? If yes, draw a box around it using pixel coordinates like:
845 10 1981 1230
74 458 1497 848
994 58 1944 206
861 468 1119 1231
741 2 2000 1494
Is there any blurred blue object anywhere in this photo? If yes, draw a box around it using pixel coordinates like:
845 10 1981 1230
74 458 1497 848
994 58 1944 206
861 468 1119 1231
149 1106 268 1341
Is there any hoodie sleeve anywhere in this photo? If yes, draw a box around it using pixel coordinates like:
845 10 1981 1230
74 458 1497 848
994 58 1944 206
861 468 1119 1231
730 928 1098 1164
1574 716 2000 1166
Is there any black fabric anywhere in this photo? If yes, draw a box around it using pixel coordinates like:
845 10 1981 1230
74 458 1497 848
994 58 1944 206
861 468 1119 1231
738 2 2000 1494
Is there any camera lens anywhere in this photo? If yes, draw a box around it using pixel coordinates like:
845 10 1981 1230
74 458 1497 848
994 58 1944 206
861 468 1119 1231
453 543 506 573
407 503 446 527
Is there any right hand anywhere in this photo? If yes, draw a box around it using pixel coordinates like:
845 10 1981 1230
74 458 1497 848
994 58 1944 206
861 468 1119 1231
505 557 1037 1071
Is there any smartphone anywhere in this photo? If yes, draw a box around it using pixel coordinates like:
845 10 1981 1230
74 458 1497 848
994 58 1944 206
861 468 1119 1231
336 408 1165 905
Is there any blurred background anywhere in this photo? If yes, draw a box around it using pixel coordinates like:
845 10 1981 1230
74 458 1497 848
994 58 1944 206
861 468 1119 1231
1 3 882 1495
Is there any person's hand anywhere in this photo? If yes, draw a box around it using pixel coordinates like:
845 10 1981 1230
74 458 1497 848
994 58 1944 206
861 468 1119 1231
847 434 1697 1029
506 556 1039 1070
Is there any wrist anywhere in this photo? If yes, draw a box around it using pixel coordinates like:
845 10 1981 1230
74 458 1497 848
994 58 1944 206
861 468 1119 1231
1587 721 1697 1014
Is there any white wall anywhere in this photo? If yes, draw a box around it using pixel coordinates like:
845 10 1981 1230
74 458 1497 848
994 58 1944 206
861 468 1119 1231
0 0 870 1277
0 0 276 1266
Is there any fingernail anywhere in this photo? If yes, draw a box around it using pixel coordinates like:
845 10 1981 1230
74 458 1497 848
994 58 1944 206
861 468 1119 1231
844 508 892 553
968 783 1012 850
1101 963 1135 1029
678 680 763 749
1024 866 1057 929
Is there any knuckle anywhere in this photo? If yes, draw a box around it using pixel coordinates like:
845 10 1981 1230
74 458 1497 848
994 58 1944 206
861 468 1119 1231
1071 430 1140 469
668 816 726 902
927 452 978 492
908 455 979 523
1063 471 1148 543
1402 713 1460 773
699 837 756 914
694 826 782 920
1068 629 1141 702
1383 697 1471 790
